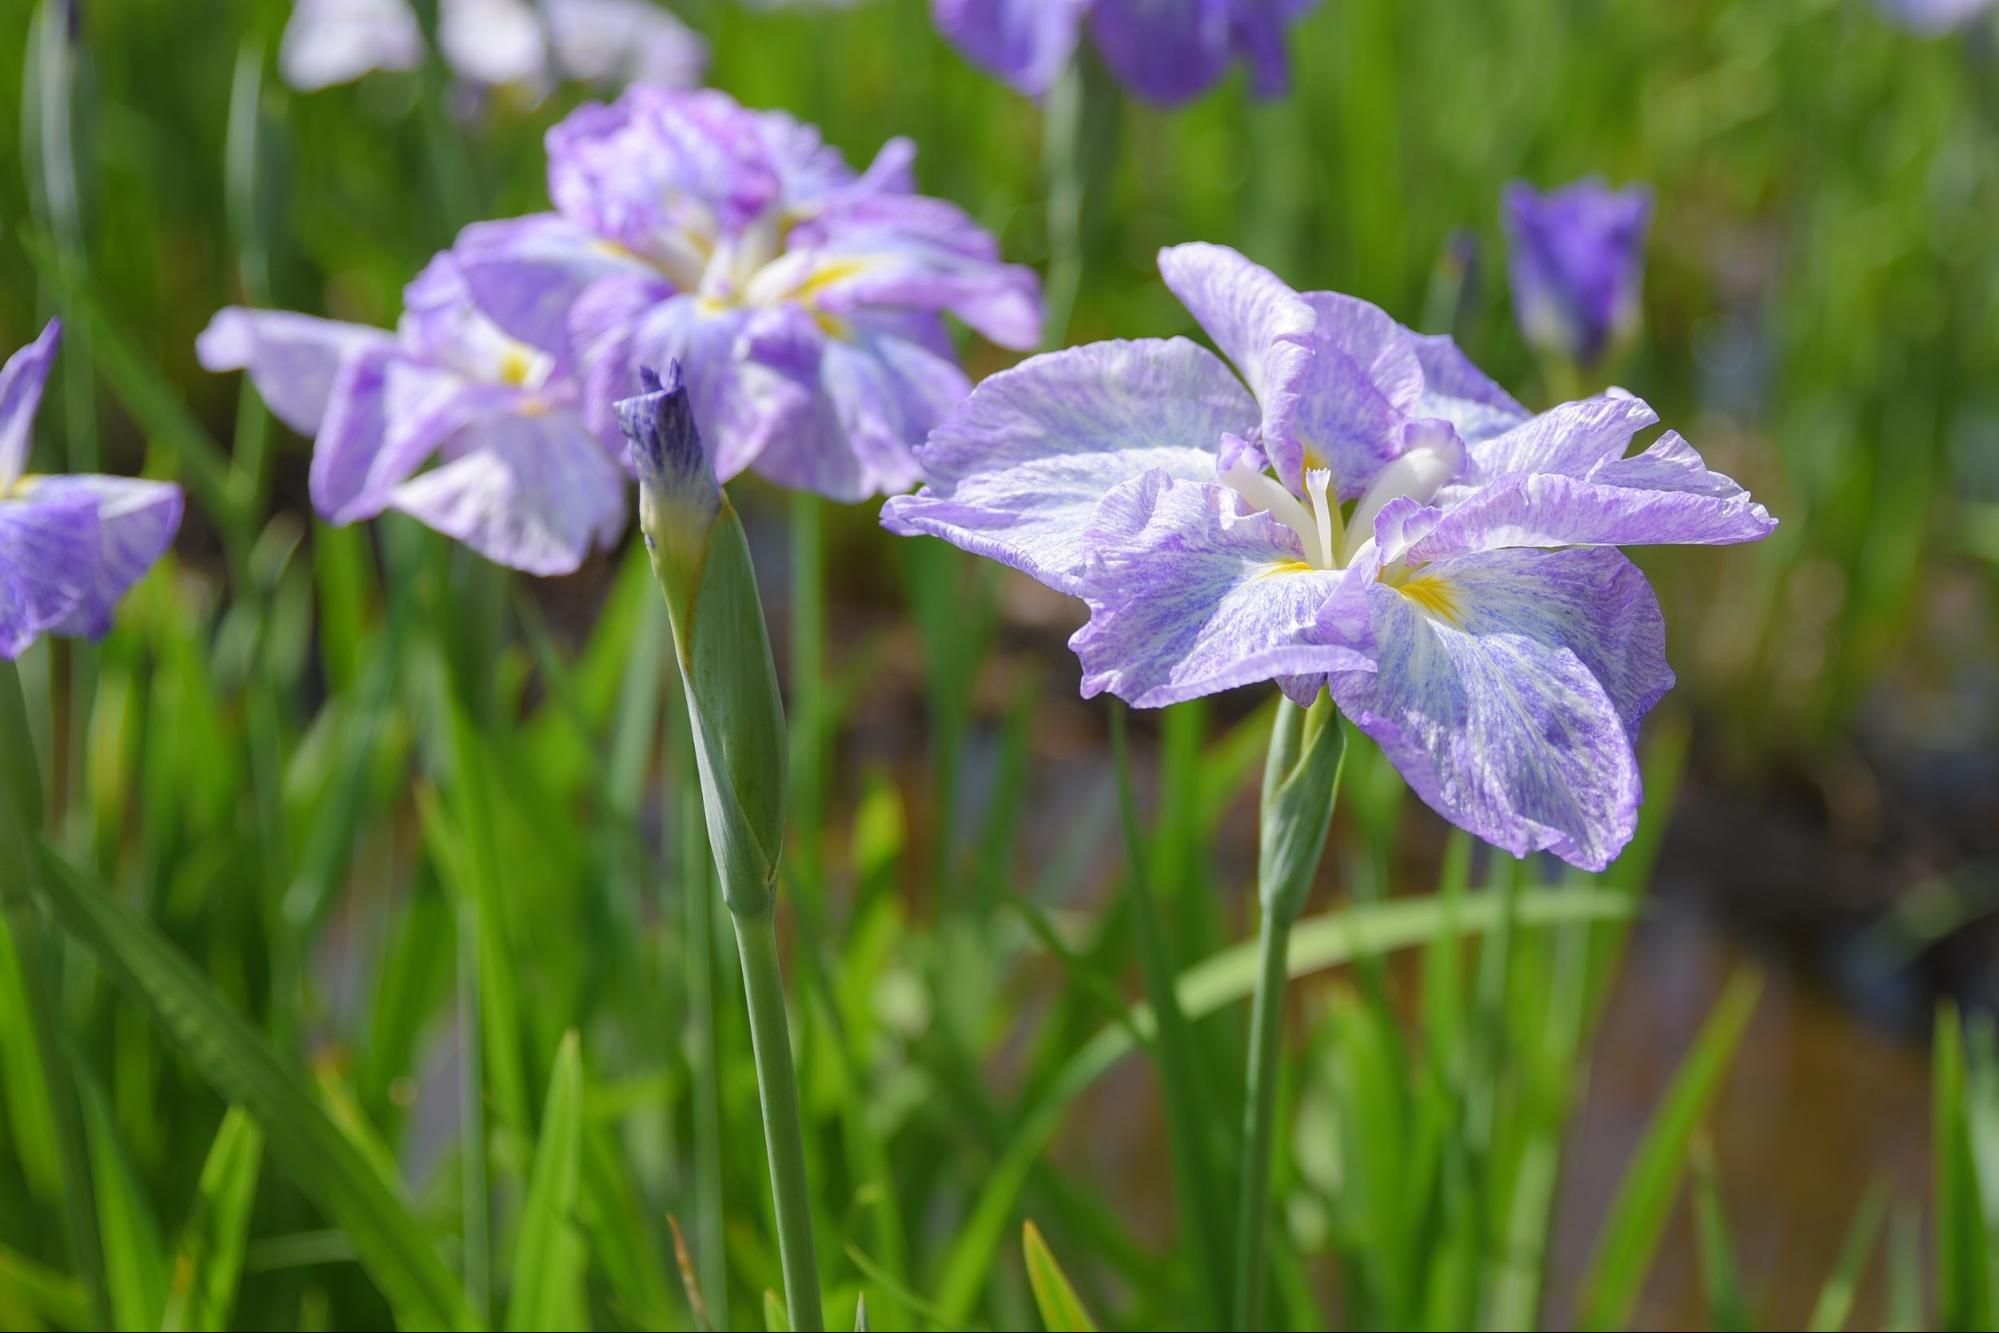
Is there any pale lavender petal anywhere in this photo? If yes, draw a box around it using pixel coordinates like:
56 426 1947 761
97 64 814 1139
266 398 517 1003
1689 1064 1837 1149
0 485 97 658
1287 292 1422 498
452 214 658 364
1406 331 1530 443
753 109 862 206
546 0 709 88
196 308 397 438
1070 470 1370 707
311 351 503 524
881 338 1252 594
280 0 423 91
755 329 969 501
1090 0 1234 105
0 320 61 493
1327 545 1672 871
31 475 183 638
440 0 548 87
1410 430 1777 559
391 408 627 576
622 298 817 483
1157 243 1314 477
934 0 1089 97
1457 391 1659 488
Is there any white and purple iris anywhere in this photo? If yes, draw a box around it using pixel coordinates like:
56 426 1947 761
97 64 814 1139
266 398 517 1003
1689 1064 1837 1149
934 0 1320 105
280 0 707 96
448 84 1043 501
0 322 184 659
199 252 628 576
1503 178 1653 370
884 244 1776 870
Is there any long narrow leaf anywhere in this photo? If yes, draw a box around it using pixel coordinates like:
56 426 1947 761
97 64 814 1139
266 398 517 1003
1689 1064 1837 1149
1022 1222 1097 1333
506 1031 588 1332
161 1107 264 1332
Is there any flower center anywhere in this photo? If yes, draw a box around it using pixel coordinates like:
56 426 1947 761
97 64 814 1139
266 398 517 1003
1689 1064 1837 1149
1338 420 1466 565
1224 460 1342 569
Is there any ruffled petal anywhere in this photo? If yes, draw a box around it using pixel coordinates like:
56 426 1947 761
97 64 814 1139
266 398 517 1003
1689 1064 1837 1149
1089 0 1234 105
310 350 502 524
1157 243 1314 476
0 485 98 658
880 338 1251 594
1457 391 1659 487
391 409 627 576
1326 545 1672 870
196 308 397 438
0 320 61 493
1287 292 1422 497
29 475 183 639
1409 430 1777 559
1406 330 1530 444
448 214 652 364
1070 470 1370 707
933 0 1089 97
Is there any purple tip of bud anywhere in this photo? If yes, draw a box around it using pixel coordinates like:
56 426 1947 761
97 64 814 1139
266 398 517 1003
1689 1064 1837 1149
615 360 720 532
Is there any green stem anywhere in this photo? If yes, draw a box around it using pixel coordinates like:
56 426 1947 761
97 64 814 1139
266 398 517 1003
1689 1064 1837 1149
1041 59 1087 349
730 908 823 1332
678 707 728 1326
1231 905 1292 1330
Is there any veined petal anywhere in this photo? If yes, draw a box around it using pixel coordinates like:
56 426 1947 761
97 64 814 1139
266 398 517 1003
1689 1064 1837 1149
570 271 679 443
629 301 815 482
1327 545 1672 871
881 338 1251 595
31 476 183 638
1071 471 1369 707
933 0 1089 97
1407 330 1531 443
0 320 61 493
196 308 397 438
1288 292 1422 497
755 329 968 501
450 214 653 364
1409 431 1777 560
1089 0 1234 105
311 350 501 524
0 485 97 659
1158 242 1315 475
1457 391 1659 488
391 408 627 576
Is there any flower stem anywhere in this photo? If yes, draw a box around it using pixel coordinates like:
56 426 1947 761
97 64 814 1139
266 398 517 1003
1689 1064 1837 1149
1231 904 1293 1330
729 905 823 1332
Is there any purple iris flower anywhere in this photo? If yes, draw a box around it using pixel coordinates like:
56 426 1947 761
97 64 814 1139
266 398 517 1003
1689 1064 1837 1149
884 244 1775 870
934 0 1320 105
199 251 628 576
1 321 184 659
449 84 1042 502
1502 178 1653 369
279 0 706 95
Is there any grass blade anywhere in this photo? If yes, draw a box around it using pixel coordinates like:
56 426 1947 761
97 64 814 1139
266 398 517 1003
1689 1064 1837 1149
161 1107 264 1332
505 1031 588 1332
1807 1181 1888 1332
1693 1139 1753 1332
1578 970 1763 1331
25 844 479 1331
1022 1222 1098 1333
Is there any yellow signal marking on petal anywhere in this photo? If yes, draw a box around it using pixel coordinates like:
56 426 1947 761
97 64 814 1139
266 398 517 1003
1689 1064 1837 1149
499 347 537 387
1259 559 1316 578
6 473 41 499
1396 573 1462 624
791 258 871 302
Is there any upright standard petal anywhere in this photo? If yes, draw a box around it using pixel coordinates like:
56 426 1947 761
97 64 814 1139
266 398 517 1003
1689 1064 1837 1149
1286 292 1423 498
28 475 184 638
1071 470 1370 707
0 485 97 659
1406 330 1530 444
881 338 1252 594
1158 243 1314 473
1327 544 1673 870
933 0 1090 97
0 320 62 493
196 309 397 437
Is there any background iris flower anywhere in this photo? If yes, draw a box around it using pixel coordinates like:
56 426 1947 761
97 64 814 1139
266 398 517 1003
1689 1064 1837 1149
0 322 182 659
1502 177 1654 372
199 252 628 575
933 0 1320 104
452 84 1043 501
886 243 1774 870
280 0 707 95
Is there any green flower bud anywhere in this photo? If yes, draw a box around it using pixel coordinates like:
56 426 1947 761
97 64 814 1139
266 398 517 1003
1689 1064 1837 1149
618 365 786 916
1257 691 1345 924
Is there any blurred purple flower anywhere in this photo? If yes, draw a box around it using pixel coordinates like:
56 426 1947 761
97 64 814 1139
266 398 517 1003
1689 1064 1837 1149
1877 0 1994 32
934 0 1319 105
280 0 706 95
884 243 1775 869
1 321 183 658
199 253 628 575
1502 178 1653 369
452 84 1042 501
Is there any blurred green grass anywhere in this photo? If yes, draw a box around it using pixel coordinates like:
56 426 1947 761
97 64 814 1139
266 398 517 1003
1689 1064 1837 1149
0 1 1995 1330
